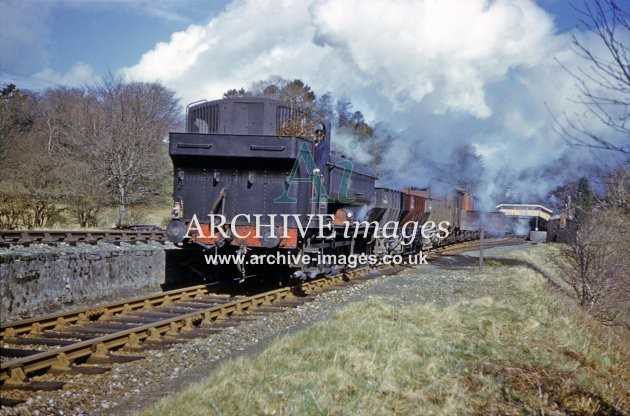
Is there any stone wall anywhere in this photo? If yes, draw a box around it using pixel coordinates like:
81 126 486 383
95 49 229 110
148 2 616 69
0 242 168 322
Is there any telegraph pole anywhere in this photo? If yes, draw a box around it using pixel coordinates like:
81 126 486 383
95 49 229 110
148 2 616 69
479 226 485 272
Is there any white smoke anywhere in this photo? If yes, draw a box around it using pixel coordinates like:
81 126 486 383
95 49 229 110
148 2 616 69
123 0 627 207
330 131 373 165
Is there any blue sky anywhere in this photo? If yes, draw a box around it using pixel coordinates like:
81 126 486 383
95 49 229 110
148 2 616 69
542 0 583 31
1 0 231 88
2 0 579 90
0 0 625 203
49 1 232 75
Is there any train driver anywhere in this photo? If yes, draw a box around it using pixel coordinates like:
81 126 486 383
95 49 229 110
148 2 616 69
313 123 330 172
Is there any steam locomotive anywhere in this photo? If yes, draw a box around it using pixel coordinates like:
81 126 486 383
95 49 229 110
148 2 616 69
166 97 504 283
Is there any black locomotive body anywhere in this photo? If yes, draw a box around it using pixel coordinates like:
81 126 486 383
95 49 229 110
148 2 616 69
166 97 377 280
166 96 505 283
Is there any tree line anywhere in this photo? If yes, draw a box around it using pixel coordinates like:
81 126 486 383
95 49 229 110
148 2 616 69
0 76 180 228
551 170 629 329
0 74 493 230
549 0 629 330
0 75 394 230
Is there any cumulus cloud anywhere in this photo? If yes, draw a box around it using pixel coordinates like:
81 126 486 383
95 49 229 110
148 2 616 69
123 0 624 204
126 25 212 82
124 0 327 104
310 0 555 118
33 62 100 88
124 0 558 115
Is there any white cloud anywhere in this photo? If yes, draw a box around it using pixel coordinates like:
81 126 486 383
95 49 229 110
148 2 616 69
126 25 212 82
124 0 328 105
33 62 100 87
124 0 557 117
309 0 555 118
121 0 624 202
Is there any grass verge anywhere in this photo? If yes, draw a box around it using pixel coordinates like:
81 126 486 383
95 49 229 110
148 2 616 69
136 246 629 415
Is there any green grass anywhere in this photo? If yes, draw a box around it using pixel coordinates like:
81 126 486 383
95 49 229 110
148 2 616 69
136 247 629 415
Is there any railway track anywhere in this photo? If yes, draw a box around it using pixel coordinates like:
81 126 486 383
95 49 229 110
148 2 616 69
0 266 380 404
0 236 523 408
427 235 524 259
0 230 166 247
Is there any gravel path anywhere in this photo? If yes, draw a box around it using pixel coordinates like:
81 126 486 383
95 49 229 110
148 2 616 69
1 242 532 416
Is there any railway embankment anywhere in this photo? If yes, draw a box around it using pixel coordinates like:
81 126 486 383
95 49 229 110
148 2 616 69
2 241 627 415
0 242 168 322
130 243 627 416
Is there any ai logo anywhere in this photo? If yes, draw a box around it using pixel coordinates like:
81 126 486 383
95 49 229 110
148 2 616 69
274 141 357 204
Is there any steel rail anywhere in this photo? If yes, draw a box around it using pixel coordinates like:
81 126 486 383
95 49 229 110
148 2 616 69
0 285 212 340
1 237 520 340
0 230 166 247
0 237 524 387
0 272 355 385
428 236 521 257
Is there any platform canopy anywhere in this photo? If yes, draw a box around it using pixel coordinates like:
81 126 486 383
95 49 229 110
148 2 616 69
495 204 553 221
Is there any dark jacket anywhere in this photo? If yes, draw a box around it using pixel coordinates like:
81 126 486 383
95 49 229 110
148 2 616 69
314 139 330 171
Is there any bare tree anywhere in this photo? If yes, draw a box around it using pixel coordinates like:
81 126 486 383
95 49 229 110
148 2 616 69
555 206 630 328
62 159 109 228
603 166 630 208
0 79 179 229
64 76 179 226
0 85 67 228
554 0 630 155
549 2 630 327
0 84 35 162
35 87 85 154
